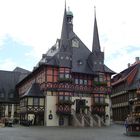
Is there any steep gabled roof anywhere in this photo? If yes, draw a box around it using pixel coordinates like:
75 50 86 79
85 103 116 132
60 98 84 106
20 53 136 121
71 33 93 74
22 83 44 98
0 68 30 103
104 65 116 74
112 63 139 87
29 5 115 77
13 67 30 73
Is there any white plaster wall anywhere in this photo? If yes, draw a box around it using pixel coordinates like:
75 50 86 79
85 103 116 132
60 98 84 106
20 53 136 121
45 95 59 126
105 95 111 126
82 97 92 111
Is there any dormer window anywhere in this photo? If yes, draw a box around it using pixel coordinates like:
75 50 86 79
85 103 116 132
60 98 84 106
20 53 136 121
60 56 64 60
99 61 103 64
66 56 69 60
72 39 79 48
0 92 4 98
77 60 83 65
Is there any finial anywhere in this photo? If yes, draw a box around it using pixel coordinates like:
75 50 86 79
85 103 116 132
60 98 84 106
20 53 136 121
94 6 96 18
68 6 70 12
65 0 66 9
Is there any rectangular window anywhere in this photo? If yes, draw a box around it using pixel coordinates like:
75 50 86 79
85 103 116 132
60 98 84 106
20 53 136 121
65 96 69 101
79 79 83 85
94 77 98 82
65 73 70 78
75 79 78 84
24 98 28 106
99 73 104 82
28 98 33 105
59 68 71 79
47 75 53 82
40 98 44 106
20 100 24 107
59 96 63 101
59 73 64 78
95 97 99 103
94 94 99 103
100 97 104 103
33 98 39 106
84 79 87 85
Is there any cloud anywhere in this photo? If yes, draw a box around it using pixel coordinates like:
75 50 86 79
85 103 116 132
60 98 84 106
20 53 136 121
0 58 17 71
105 45 140 73
0 0 140 73
0 34 37 71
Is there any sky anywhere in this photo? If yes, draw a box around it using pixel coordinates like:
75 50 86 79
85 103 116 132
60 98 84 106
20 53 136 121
0 0 140 73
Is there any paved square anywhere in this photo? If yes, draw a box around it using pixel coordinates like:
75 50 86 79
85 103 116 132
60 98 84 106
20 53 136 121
0 124 139 140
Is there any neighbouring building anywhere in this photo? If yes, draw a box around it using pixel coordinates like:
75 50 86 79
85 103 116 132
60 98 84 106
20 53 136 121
16 6 114 127
0 67 30 122
111 57 140 123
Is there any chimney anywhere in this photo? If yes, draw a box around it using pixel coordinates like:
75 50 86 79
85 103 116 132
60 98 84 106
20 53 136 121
135 57 139 63
128 63 131 67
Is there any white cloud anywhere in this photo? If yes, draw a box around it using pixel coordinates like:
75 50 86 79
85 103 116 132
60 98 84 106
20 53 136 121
0 59 17 71
0 0 140 72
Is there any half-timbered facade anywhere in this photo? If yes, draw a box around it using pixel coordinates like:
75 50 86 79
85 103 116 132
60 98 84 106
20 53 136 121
111 57 140 123
16 6 115 126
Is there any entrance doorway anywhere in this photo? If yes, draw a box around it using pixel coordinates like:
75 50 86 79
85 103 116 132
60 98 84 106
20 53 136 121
76 99 86 113
34 113 44 125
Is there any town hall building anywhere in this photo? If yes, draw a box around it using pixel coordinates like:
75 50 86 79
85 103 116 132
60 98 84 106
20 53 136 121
1 5 115 127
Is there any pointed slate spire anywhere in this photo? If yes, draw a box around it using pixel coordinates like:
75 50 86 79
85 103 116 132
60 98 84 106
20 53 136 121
60 1 69 50
92 7 101 52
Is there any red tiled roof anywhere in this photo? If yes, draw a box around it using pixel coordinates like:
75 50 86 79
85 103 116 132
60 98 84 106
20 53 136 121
112 65 138 86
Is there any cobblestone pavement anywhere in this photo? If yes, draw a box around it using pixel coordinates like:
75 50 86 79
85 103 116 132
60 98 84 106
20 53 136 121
0 124 139 140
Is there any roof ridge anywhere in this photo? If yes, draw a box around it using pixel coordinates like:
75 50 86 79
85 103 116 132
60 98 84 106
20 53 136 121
112 65 137 86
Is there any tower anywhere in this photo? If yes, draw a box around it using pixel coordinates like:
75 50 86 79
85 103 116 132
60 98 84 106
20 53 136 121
88 7 104 72
58 5 74 68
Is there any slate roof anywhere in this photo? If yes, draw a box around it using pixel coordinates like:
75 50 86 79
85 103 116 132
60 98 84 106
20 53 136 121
112 62 140 90
13 67 30 73
0 68 30 103
21 83 44 98
34 6 115 76
92 12 101 52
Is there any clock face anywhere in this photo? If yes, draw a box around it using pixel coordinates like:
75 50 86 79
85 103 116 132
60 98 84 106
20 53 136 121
72 38 79 48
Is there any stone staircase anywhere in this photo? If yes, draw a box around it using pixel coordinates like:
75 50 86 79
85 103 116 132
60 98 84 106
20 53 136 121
83 113 91 127
71 109 104 127
71 109 83 127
